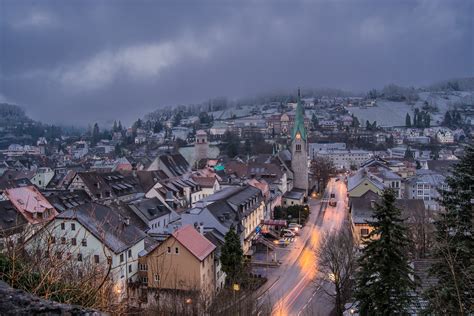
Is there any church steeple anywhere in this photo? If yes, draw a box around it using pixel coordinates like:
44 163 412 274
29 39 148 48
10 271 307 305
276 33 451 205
291 88 307 141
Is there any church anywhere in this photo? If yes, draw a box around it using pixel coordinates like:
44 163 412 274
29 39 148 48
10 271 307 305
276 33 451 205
290 89 309 194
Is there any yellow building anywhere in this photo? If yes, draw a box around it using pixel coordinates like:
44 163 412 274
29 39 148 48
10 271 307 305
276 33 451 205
142 225 216 298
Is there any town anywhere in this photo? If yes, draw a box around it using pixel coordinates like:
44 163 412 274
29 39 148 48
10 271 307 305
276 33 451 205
0 80 472 315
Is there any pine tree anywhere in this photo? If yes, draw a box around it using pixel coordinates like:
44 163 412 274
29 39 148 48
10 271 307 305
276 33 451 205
220 226 243 285
355 189 416 315
118 121 123 131
92 123 100 146
423 112 431 128
405 113 412 127
443 112 452 127
112 120 117 132
425 145 474 315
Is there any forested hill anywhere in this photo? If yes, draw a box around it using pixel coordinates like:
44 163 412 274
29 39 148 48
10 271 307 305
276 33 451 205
0 103 33 127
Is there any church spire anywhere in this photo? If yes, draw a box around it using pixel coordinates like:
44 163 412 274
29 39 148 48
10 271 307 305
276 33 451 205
292 88 307 141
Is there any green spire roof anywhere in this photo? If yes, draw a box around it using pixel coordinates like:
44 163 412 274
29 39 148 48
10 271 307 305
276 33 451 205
291 89 307 141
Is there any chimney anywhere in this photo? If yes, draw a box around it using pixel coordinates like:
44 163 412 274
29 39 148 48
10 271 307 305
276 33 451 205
199 222 204 235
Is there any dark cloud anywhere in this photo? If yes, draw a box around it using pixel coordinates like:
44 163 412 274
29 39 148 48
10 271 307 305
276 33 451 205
1 0 472 125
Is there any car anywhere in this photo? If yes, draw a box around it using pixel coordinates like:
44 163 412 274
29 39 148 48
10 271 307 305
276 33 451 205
335 178 340 182
288 227 300 235
329 197 337 207
281 229 296 238
288 223 302 229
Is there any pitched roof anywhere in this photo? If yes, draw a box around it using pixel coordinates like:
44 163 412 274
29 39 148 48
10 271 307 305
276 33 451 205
0 200 27 237
6 186 57 224
56 202 146 254
172 225 216 261
191 176 217 188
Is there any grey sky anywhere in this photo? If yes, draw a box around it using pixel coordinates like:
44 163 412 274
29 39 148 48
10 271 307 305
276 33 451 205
1 0 473 126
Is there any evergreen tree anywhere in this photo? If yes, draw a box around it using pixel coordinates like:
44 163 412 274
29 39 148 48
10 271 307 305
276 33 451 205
355 189 416 315
118 121 123 131
153 121 163 133
92 123 100 146
423 112 431 128
404 147 414 160
220 226 244 285
425 145 474 314
405 113 412 127
311 113 319 129
443 111 452 127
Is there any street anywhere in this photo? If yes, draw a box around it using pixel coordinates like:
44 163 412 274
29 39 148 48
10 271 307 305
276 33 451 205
256 177 348 316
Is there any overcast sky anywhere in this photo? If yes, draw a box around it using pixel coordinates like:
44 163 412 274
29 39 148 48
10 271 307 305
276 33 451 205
1 0 473 126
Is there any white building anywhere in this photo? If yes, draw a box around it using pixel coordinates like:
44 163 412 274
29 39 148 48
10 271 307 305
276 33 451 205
436 129 454 144
30 167 55 189
28 202 146 300
314 149 372 170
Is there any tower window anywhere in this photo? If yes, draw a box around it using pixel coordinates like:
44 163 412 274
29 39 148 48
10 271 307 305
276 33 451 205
296 144 301 152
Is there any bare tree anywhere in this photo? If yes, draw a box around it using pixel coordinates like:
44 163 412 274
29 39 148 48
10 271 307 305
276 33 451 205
313 226 357 316
310 157 336 193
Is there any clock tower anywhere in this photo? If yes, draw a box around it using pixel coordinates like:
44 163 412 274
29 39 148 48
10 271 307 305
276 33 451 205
291 89 309 193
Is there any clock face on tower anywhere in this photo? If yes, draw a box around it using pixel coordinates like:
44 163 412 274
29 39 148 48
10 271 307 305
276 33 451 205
296 132 301 140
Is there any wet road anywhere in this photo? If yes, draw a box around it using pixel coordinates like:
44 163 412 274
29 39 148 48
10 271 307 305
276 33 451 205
257 178 348 316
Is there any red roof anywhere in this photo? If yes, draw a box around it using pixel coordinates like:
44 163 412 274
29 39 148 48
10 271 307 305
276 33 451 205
172 225 216 261
192 176 217 188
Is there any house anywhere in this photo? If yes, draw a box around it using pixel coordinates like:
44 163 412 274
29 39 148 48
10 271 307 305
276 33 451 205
128 197 179 233
405 169 448 211
42 190 92 213
28 202 146 300
436 129 454 144
30 167 55 189
349 192 426 243
180 185 265 254
140 225 216 298
68 171 142 202
147 153 190 178
282 189 305 206
191 176 221 202
0 200 28 251
5 186 58 225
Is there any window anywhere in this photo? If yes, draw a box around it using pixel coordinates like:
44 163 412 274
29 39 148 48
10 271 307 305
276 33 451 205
360 228 369 237
175 247 179 254
154 274 160 282
50 236 56 244
120 253 124 263
142 276 148 284
77 253 83 262
71 238 77 246
139 263 148 271
61 237 66 244
61 223 65 230
128 264 132 273
81 238 87 247
128 249 132 258
94 255 100 264
71 223 76 231
296 144 301 152
167 247 171 254
56 252 62 259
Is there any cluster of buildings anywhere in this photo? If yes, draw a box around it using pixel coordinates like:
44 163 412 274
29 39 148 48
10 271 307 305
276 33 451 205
0 92 312 307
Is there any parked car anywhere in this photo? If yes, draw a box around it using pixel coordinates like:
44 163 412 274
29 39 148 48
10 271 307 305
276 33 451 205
329 197 337 207
282 229 296 238
289 227 300 235
288 223 302 229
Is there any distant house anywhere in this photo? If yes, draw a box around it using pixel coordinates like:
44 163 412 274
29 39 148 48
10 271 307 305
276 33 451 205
147 153 190 178
30 167 55 189
140 225 217 298
436 129 454 144
406 169 448 211
68 171 142 202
